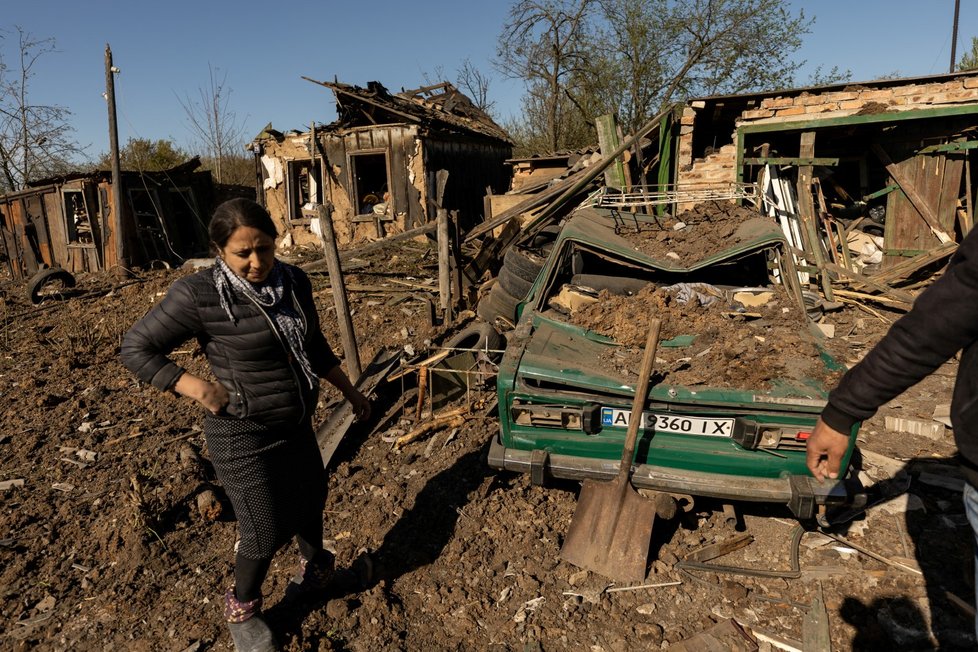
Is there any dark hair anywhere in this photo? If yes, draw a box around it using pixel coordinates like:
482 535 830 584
209 198 278 251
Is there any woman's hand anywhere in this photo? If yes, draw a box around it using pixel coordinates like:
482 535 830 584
174 373 230 415
346 388 372 422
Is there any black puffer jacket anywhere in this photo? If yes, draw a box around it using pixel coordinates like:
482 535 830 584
822 226 978 489
121 263 340 429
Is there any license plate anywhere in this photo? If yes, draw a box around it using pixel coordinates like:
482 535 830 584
601 407 734 437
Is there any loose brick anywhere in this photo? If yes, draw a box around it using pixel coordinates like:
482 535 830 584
775 106 806 117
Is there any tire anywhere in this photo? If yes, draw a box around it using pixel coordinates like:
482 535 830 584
477 282 520 325
498 264 534 299
444 322 503 353
28 267 76 304
503 246 547 282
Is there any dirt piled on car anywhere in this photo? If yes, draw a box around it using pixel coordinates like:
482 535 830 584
616 200 770 265
564 282 836 390
0 239 974 650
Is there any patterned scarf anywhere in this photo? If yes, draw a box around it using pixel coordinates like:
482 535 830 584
213 257 318 389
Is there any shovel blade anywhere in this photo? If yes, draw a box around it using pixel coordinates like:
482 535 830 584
560 479 657 583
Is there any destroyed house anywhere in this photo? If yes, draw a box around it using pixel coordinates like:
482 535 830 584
673 70 978 270
0 157 235 280
252 80 513 247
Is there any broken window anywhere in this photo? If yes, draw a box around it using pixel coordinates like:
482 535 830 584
349 151 392 217
63 190 94 246
287 159 322 222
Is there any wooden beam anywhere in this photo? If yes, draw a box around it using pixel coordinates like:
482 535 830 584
743 157 839 166
918 140 978 154
868 241 957 287
871 143 952 244
740 103 978 135
797 132 834 300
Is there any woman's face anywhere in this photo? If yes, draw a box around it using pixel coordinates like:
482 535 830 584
220 226 276 283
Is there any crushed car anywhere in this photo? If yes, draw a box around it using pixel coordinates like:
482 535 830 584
488 200 853 520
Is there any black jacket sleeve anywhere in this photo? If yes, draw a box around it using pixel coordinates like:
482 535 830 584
822 227 978 432
120 277 204 391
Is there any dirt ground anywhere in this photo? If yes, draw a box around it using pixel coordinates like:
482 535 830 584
0 240 975 651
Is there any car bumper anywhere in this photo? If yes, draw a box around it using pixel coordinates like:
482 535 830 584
488 436 847 519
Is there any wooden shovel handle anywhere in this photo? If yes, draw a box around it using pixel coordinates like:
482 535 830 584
618 318 663 479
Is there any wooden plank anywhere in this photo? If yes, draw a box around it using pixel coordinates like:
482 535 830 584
867 241 957 286
797 132 833 300
918 139 978 154
595 114 626 190
685 533 753 563
788 244 915 304
741 103 978 135
872 143 952 245
743 157 839 166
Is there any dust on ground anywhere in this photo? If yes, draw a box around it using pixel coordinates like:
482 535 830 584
0 239 974 651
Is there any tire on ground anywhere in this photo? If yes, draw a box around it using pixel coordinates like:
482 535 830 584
27 267 77 305
444 321 504 354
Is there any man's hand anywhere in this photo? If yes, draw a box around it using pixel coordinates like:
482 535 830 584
806 417 851 481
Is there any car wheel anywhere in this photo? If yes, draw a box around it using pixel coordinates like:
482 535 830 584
27 267 76 304
498 264 533 299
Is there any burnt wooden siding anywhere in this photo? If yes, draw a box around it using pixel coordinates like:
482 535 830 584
423 135 512 230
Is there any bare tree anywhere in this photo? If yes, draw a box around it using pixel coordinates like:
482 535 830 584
0 27 85 193
456 58 496 115
496 0 597 153
178 64 246 184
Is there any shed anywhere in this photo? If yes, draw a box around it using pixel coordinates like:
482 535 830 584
0 157 238 280
252 80 513 248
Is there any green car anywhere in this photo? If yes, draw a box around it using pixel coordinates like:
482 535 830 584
488 205 855 519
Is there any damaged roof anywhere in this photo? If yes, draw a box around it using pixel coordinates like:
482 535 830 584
303 77 513 144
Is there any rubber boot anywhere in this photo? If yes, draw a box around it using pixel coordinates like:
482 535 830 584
224 588 277 652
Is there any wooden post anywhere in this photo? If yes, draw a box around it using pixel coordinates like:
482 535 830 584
317 203 362 380
105 44 128 277
437 208 451 320
797 132 833 300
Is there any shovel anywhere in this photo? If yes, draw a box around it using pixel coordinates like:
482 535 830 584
560 317 662 582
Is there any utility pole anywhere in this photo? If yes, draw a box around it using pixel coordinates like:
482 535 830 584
950 0 961 73
105 44 127 276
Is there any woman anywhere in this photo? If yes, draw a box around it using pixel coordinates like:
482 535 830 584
121 198 370 652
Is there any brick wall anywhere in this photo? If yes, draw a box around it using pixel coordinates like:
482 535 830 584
675 75 978 202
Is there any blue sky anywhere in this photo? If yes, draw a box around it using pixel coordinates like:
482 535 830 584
2 1 975 162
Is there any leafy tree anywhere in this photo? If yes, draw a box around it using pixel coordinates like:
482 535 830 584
96 137 190 172
958 35 978 71
0 27 85 193
178 64 247 184
498 0 818 152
